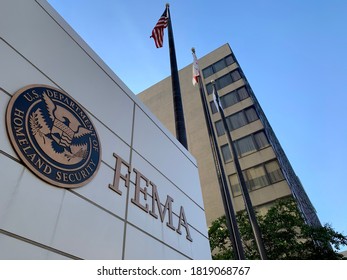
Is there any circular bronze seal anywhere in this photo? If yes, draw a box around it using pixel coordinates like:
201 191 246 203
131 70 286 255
6 85 101 188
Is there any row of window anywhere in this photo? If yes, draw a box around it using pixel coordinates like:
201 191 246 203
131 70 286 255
205 70 242 95
215 106 259 137
201 53 285 201
210 86 250 114
202 54 283 197
220 130 270 162
229 160 285 197
202 54 235 79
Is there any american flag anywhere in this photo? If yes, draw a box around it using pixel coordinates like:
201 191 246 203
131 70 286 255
150 8 168 48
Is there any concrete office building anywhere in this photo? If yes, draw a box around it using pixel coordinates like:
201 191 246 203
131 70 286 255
0 0 211 259
139 44 320 227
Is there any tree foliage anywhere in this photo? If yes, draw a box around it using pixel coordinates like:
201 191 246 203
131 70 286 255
208 198 347 260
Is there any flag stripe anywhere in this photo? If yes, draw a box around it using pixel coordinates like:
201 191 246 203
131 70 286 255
150 9 168 48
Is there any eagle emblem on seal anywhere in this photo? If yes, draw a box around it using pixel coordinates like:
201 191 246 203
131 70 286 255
29 93 91 162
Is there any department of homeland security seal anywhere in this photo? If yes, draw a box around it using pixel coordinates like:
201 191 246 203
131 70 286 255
6 85 101 188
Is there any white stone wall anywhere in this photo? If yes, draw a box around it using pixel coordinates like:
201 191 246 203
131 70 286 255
0 0 210 260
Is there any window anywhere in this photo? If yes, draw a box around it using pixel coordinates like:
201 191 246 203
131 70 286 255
206 83 213 95
210 86 250 114
222 91 239 108
245 107 258 122
254 131 269 149
206 69 243 95
214 106 259 136
202 54 236 78
235 135 257 156
244 165 269 191
237 87 249 100
227 111 248 130
214 59 227 73
215 120 225 136
225 54 235 66
221 144 232 162
227 106 258 131
217 74 233 89
210 101 218 114
230 160 285 197
231 70 242 82
235 131 269 157
265 160 284 184
202 67 214 79
229 174 241 196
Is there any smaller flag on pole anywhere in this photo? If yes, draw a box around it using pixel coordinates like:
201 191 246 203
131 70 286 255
150 7 169 48
212 81 223 112
192 50 200 86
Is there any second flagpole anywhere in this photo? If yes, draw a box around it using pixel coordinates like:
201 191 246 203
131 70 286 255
212 81 267 260
192 48 245 259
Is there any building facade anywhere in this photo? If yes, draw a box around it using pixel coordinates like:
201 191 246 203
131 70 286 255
0 0 211 260
139 44 320 227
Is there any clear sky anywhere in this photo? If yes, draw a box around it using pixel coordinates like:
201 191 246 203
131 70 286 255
47 0 347 251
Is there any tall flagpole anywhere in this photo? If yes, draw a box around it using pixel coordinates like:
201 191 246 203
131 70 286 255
166 4 188 149
192 49 245 260
212 81 267 260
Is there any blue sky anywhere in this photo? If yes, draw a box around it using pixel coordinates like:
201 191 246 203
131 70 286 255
47 0 347 251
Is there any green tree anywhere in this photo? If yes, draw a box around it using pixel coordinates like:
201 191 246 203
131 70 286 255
208 198 347 260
